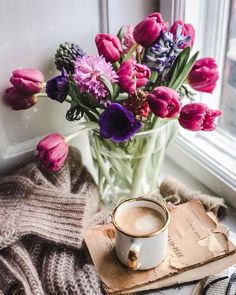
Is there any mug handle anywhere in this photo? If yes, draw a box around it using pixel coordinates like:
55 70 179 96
128 240 142 270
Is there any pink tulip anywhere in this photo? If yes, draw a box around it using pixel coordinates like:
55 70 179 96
133 12 167 48
4 87 37 110
188 58 219 93
123 24 136 54
10 68 44 94
170 20 195 48
36 133 69 171
117 59 151 93
147 86 181 118
179 103 222 131
95 33 123 63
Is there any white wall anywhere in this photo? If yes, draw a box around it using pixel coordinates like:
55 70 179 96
0 0 155 175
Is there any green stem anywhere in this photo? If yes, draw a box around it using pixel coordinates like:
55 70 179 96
36 93 72 103
130 118 164 197
163 117 179 122
113 61 120 70
65 127 89 142
137 49 142 64
149 146 166 192
149 120 179 191
65 97 72 103
101 140 133 186
64 121 99 143
36 93 47 97
124 43 139 61
150 71 158 84
80 121 99 130
94 137 116 200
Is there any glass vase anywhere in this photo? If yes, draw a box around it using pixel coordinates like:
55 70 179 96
89 119 178 207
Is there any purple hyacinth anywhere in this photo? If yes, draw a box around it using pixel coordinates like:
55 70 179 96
74 55 117 107
55 42 85 74
99 103 142 142
144 25 192 74
46 69 69 103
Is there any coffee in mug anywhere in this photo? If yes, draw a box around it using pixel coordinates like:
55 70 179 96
112 198 170 270
116 206 165 236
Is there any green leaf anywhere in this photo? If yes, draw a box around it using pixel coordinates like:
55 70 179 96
69 78 100 110
112 83 120 100
171 51 199 90
67 78 100 122
100 75 114 99
84 111 99 122
80 93 101 110
117 26 124 40
68 79 80 104
168 47 191 88
150 71 158 84
153 72 164 88
116 93 129 102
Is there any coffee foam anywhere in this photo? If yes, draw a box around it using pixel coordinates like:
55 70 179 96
134 214 162 234
116 206 165 236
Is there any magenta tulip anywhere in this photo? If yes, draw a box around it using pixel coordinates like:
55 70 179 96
133 12 167 48
188 58 219 93
36 133 69 171
170 20 195 48
95 33 123 63
147 86 181 118
10 68 44 94
179 103 222 131
117 59 151 93
4 87 37 110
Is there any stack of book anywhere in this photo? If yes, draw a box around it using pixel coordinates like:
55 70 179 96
85 200 236 294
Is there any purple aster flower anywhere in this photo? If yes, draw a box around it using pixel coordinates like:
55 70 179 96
99 103 142 142
46 69 69 103
74 55 117 107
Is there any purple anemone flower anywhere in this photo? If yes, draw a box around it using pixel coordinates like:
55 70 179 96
46 69 69 103
99 103 142 142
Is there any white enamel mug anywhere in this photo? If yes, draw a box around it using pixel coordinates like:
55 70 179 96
112 198 170 270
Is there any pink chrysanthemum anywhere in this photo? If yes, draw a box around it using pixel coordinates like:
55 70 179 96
74 55 118 107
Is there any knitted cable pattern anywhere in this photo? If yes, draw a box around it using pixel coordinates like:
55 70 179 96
0 147 108 295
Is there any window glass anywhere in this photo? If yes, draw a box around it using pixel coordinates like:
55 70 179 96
220 0 236 137
166 0 236 199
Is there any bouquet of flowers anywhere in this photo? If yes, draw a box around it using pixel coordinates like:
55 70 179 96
4 12 221 205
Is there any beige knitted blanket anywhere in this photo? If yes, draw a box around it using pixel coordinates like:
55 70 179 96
0 147 108 295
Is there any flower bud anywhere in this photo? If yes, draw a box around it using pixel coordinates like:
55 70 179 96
133 12 167 48
95 33 123 63
170 20 195 48
117 59 151 93
46 69 69 103
147 86 181 118
179 103 222 131
36 133 69 171
4 87 37 110
55 42 85 74
10 68 44 94
122 24 136 54
188 58 219 93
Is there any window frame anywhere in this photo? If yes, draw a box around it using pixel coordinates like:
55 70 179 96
160 0 236 207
